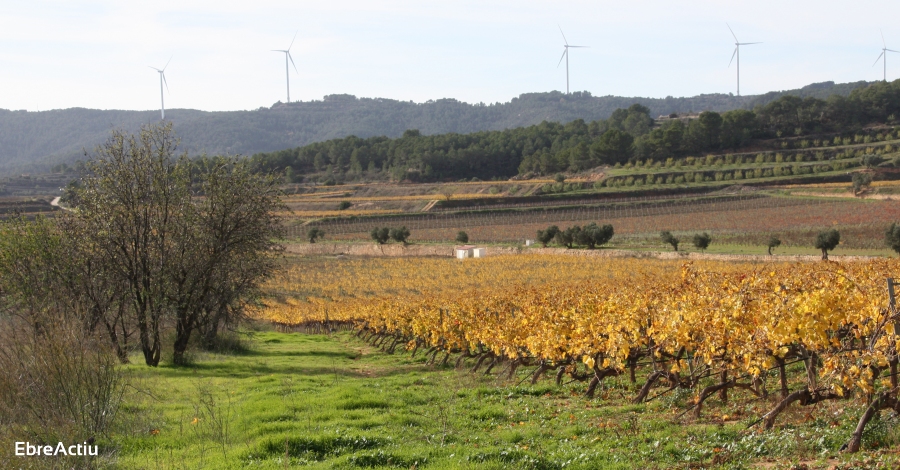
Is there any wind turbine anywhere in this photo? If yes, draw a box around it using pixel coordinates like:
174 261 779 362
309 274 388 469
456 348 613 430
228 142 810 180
557 26 588 95
727 24 760 96
272 32 299 102
873 29 899 82
148 58 171 120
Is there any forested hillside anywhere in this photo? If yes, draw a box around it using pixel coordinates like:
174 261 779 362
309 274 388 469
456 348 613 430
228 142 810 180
0 81 869 174
251 80 900 182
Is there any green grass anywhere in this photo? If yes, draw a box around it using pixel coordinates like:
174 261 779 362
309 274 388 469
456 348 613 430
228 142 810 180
109 331 900 469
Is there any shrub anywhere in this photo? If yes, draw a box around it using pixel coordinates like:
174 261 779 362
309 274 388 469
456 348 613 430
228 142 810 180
456 231 469 244
0 315 126 456
307 227 325 243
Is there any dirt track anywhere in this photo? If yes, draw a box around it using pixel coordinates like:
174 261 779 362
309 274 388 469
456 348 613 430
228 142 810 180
285 242 883 263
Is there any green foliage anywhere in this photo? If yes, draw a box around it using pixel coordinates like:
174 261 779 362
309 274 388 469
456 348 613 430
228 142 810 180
815 229 841 259
852 172 873 195
767 236 782 255
592 128 634 165
389 226 411 245
370 227 390 244
886 223 900 255
456 231 469 244
536 225 559 247
244 80 900 182
573 223 614 249
554 226 576 249
0 81 881 176
338 201 352 210
307 227 324 243
692 232 712 251
660 231 679 251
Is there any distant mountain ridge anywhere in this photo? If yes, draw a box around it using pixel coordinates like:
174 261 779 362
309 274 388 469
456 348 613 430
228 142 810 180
0 80 872 174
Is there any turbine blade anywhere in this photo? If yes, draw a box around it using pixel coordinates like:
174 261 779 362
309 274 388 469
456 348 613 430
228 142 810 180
728 47 737 67
557 48 567 67
873 51 885 67
568 45 588 48
887 48 900 53
558 25 568 46
288 52 298 73
148 66 161 72
288 30 298 50
163 55 172 71
162 72 169 93
726 23 739 43
882 29 887 48
738 42 761 45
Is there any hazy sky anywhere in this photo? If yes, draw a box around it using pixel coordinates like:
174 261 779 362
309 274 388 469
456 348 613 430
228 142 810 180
2 0 899 112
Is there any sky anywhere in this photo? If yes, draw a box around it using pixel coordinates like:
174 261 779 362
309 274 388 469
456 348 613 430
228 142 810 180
2 0 899 112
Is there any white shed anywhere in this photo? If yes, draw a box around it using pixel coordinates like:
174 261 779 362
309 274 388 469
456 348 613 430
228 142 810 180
472 247 486 258
455 245 475 259
525 239 534 247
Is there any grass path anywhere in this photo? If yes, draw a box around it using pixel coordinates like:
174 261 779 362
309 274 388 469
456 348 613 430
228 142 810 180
114 331 898 469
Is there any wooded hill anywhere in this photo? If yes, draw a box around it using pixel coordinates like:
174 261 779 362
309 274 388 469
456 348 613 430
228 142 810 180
251 80 900 182
0 81 869 175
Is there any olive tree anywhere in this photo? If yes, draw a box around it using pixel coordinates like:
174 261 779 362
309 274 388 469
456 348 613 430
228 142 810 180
389 226 411 245
815 229 840 260
371 227 390 244
660 231 679 251
574 223 614 249
886 223 900 255
692 232 712 251
767 236 782 255
536 225 559 247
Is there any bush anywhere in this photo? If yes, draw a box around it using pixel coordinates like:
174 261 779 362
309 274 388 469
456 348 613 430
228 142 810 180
0 315 125 462
307 227 324 243
338 201 352 210
456 231 469 244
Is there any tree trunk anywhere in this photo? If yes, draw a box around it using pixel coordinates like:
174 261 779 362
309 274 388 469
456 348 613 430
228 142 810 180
173 311 197 366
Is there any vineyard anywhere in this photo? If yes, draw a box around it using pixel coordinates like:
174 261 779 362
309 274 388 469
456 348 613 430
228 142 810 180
288 195 900 250
259 255 900 454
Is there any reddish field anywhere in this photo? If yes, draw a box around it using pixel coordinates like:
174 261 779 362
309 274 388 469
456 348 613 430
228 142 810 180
296 197 900 249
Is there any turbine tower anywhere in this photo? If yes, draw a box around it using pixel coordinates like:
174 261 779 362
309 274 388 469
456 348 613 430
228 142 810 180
148 58 171 120
272 32 299 102
874 29 899 82
557 26 588 95
727 24 760 96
